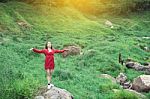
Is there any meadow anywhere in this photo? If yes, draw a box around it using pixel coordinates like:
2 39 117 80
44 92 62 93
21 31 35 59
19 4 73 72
0 1 150 99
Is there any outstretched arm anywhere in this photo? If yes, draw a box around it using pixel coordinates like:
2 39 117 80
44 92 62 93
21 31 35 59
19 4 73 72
31 48 45 54
54 49 65 53
54 49 69 53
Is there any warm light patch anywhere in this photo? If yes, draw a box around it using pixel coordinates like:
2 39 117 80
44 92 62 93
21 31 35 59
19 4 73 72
65 0 96 13
52 0 98 14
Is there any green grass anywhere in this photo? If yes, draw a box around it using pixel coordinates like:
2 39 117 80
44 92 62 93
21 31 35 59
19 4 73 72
0 1 150 99
111 90 141 99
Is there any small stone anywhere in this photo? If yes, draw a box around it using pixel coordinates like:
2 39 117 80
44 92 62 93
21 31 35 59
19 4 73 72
116 73 127 85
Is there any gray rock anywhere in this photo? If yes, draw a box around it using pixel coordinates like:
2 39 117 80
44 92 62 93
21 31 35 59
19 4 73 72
62 45 81 57
116 73 127 85
35 86 73 99
125 61 150 72
105 20 114 28
132 75 150 92
125 61 136 68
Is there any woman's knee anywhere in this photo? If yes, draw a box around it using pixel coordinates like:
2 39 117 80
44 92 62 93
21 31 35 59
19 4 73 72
47 73 51 77
50 69 54 73
46 69 51 76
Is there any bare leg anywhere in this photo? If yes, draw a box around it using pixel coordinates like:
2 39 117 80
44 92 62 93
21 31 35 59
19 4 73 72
49 69 54 83
46 69 54 84
46 69 51 84
50 69 54 74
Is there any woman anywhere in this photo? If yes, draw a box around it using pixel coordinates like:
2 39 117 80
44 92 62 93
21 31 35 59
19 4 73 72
30 42 69 89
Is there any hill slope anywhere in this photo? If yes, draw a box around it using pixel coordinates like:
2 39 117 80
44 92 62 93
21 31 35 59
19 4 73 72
0 1 150 99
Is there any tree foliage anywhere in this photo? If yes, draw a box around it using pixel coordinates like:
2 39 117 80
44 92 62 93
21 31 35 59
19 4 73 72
0 0 150 14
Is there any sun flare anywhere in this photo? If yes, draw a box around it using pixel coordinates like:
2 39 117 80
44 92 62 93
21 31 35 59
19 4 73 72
52 0 98 13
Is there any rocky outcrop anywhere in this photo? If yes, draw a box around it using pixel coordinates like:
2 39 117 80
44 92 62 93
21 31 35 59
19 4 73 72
100 73 149 98
125 60 150 73
116 73 132 89
116 73 127 84
34 86 73 99
62 45 81 57
132 75 150 92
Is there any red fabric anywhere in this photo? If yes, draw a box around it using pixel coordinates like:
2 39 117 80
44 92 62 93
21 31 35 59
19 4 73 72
33 48 65 70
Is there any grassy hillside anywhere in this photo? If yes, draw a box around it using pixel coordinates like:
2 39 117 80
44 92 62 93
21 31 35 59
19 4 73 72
0 1 150 99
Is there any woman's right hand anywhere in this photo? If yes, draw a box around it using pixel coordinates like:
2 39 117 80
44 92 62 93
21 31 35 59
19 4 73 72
63 49 69 51
30 48 33 51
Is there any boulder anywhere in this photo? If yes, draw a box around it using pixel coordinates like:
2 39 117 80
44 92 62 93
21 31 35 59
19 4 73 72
125 61 150 73
35 86 74 99
125 61 136 68
99 74 116 83
62 45 81 57
132 75 150 92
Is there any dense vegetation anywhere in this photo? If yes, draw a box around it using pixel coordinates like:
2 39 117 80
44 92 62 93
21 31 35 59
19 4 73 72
0 0 150 99
1 0 150 14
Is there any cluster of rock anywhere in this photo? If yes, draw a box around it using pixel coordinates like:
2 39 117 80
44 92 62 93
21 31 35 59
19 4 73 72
116 73 150 92
116 73 132 89
100 73 150 99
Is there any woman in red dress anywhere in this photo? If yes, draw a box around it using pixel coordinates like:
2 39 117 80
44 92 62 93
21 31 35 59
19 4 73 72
30 42 69 89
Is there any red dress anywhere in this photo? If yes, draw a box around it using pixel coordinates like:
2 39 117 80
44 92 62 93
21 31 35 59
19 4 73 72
33 48 65 70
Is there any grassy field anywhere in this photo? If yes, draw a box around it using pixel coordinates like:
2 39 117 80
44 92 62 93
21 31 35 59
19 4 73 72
0 1 150 99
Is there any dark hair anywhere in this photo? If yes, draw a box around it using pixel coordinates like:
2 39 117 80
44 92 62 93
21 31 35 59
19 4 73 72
45 42 53 49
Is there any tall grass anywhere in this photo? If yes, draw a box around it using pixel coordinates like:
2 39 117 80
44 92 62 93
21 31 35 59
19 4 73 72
0 1 150 99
